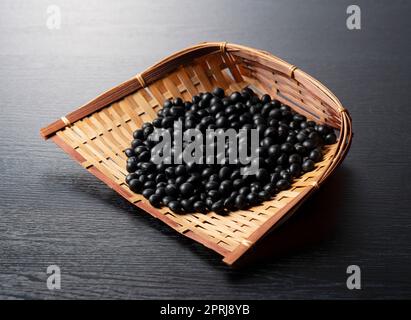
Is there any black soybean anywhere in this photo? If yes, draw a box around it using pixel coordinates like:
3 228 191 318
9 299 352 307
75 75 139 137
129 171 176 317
193 201 206 212
142 188 155 199
129 179 142 192
309 149 322 162
179 183 193 197
149 194 162 207
276 179 290 191
165 184 178 197
125 148 135 157
126 173 138 184
235 195 247 209
211 200 224 212
162 196 174 206
302 159 315 172
289 163 302 177
168 201 181 213
181 199 193 212
325 133 337 144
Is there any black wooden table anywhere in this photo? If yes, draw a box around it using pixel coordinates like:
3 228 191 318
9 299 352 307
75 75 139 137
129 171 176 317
1 0 410 299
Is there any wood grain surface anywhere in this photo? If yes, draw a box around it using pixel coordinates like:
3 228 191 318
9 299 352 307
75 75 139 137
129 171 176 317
1 0 411 299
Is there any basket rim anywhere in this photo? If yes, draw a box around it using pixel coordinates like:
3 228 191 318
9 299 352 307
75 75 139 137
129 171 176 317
40 41 353 266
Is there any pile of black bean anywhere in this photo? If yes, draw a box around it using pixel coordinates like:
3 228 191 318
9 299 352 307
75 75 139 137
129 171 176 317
125 87 337 214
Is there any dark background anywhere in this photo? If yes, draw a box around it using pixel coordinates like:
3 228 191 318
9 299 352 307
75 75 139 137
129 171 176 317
1 0 410 299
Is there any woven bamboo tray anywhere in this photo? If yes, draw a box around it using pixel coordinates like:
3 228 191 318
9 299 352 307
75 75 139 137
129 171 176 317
40 42 352 266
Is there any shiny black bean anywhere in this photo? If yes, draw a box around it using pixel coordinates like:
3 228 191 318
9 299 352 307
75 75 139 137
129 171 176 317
142 189 155 199
219 166 231 180
165 184 178 197
181 199 193 212
193 201 206 212
149 194 162 207
325 133 337 144
179 183 194 197
302 159 315 172
211 200 224 212
276 179 290 191
289 163 302 177
289 153 302 164
162 196 174 206
125 148 135 157
219 180 232 195
309 149 322 162
155 187 166 197
239 187 250 196
128 179 142 192
256 168 269 182
144 181 156 189
168 200 181 213
205 181 219 191
246 193 259 205
235 195 247 209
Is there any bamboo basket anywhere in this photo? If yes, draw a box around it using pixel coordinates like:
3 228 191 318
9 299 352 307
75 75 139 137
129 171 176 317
40 42 352 266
